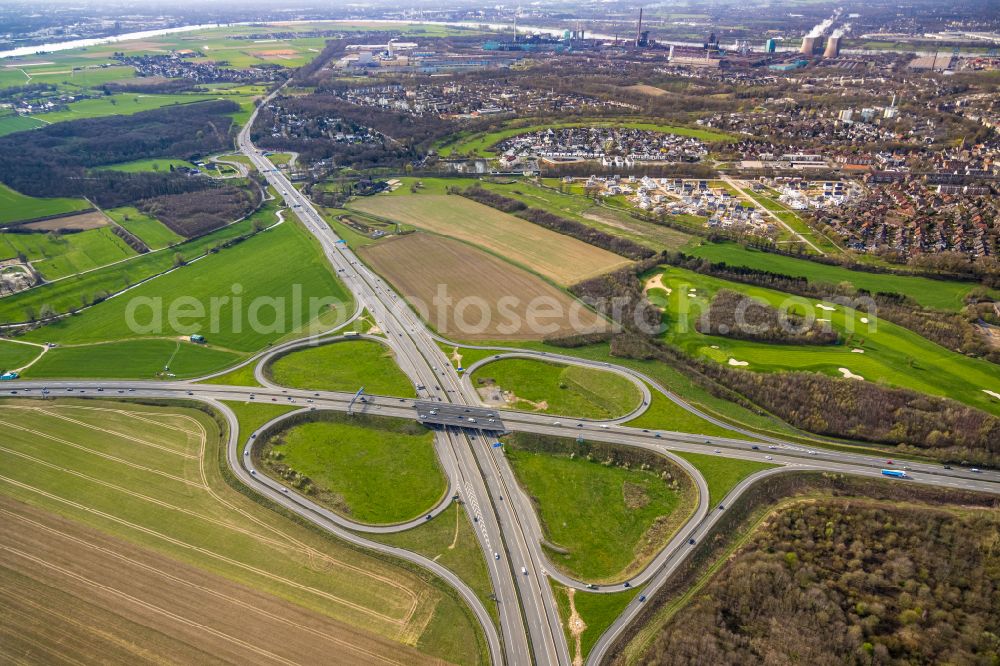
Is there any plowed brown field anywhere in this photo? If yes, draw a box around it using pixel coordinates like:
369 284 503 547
359 233 607 340
0 497 444 666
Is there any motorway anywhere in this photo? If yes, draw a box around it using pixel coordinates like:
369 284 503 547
6 88 1000 666
235 90 566 666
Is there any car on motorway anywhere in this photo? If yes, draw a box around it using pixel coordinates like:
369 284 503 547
714 449 721 453
553 421 561 426
751 445 760 450
521 567 528 576
766 455 773 460
623 581 631 588
688 538 696 545
970 468 983 473
494 552 500 560
639 595 647 602
586 584 598 590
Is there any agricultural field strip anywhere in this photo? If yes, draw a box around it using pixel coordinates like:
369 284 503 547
0 506 414 666
350 195 631 286
0 403 421 627
0 542 303 666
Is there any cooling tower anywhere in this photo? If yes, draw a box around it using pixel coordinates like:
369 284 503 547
800 36 817 55
823 36 841 58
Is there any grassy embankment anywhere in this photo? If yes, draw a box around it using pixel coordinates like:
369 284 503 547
504 433 697 583
470 357 642 419
267 339 416 397
256 413 446 525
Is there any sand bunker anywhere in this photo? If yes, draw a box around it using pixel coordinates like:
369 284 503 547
838 367 864 380
816 303 836 311
643 273 671 296
851 348 865 353
860 317 869 324
728 358 749 366
984 389 1000 400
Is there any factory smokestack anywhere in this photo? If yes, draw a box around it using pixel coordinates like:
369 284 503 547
823 35 840 58
800 36 817 55
635 8 643 48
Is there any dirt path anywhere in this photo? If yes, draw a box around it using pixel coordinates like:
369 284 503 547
566 587 587 666
4 338 48 373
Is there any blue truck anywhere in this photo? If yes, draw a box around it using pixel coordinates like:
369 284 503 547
881 469 908 479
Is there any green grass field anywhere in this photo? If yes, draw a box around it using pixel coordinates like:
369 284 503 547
36 93 219 122
21 217 353 356
505 436 694 581
437 119 735 157
1 226 136 280
652 265 1000 416
471 358 642 419
259 413 445 524
23 339 241 379
267 339 415 397
104 206 183 249
674 451 777 507
200 362 262 387
28 65 137 90
0 399 483 665
625 390 738 438
0 183 91 226
0 340 41 372
0 203 278 324
689 241 995 311
100 158 198 174
0 113 45 136
223 400 297 454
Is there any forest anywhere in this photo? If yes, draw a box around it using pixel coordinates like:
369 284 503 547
696 288 840 345
0 100 238 209
644 501 1000 665
137 185 260 238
